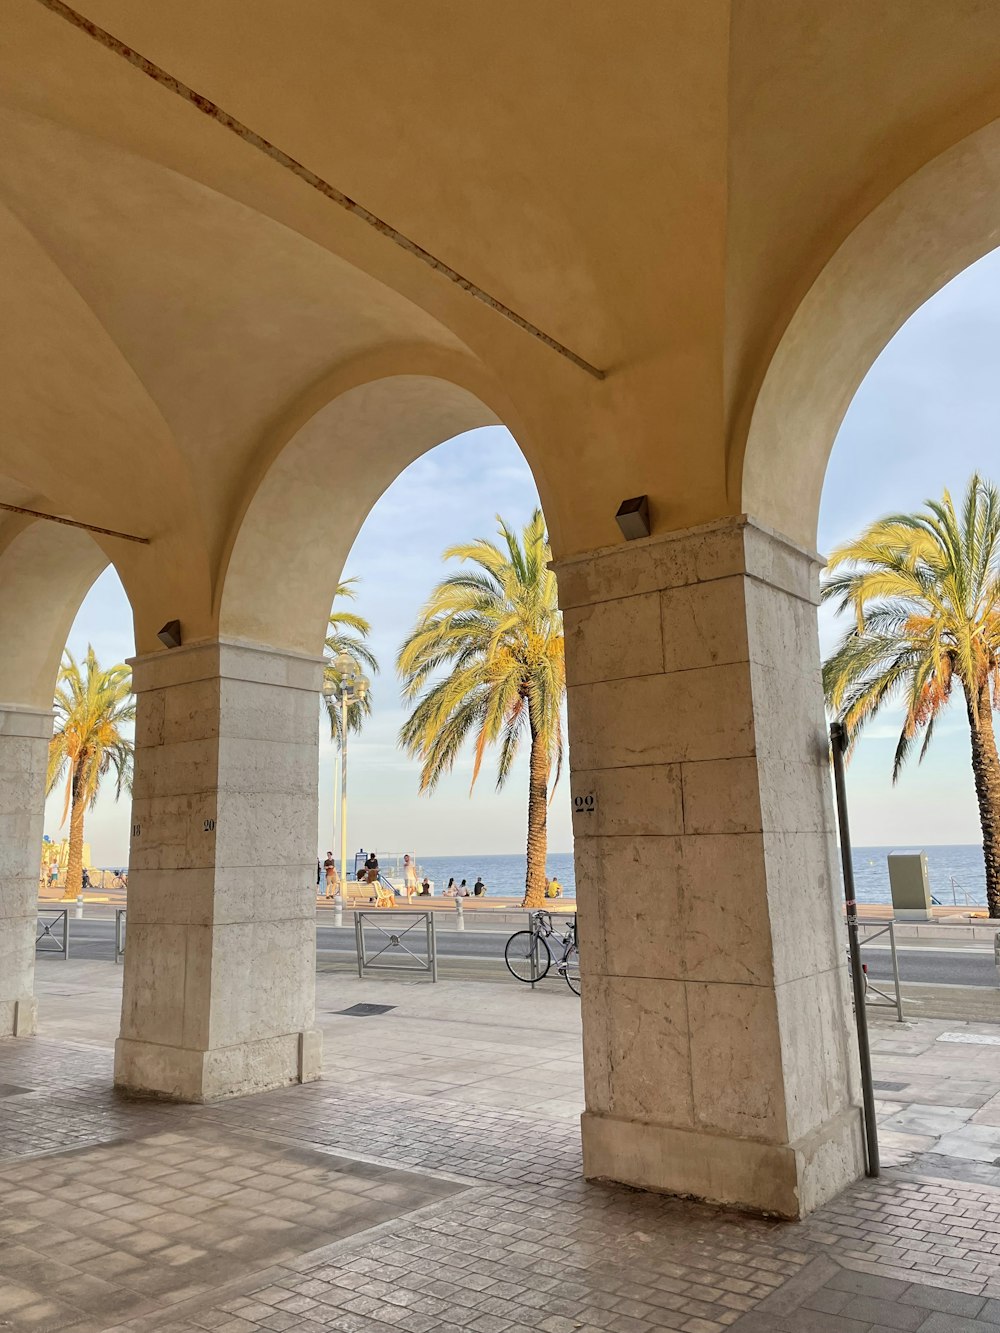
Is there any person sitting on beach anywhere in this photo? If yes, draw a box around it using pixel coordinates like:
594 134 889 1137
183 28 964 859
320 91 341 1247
545 875 563 898
456 879 470 897
444 877 456 896
473 876 486 897
420 877 431 896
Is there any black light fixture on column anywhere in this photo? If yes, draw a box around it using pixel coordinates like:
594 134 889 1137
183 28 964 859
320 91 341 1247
157 620 183 650
615 495 650 540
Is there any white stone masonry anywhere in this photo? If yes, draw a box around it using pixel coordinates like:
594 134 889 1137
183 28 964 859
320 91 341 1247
0 705 50 1037
557 516 864 1218
114 640 323 1101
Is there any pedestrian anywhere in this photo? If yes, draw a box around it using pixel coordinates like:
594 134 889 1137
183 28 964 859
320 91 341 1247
324 852 341 899
403 853 418 902
473 875 486 897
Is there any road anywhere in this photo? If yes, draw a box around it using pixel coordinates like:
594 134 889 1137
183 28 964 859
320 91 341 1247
37 915 517 967
33 912 1000 988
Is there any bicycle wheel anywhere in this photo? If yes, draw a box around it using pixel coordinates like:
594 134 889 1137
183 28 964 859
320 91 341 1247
562 944 581 995
504 931 551 983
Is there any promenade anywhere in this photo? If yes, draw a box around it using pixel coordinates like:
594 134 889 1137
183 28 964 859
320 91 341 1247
7 960 1000 1330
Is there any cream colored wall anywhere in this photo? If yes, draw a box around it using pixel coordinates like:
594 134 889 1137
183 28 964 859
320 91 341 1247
0 521 109 710
219 372 500 654
1 1 1000 665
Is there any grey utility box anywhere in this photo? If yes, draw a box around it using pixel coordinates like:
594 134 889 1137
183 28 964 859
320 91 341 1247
887 850 932 921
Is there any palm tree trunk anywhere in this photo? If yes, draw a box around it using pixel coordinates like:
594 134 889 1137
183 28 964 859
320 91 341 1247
965 681 1000 919
522 719 549 908
64 767 86 900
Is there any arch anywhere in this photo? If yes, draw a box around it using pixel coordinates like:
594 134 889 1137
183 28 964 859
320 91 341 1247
219 372 507 655
740 117 1000 550
0 519 113 710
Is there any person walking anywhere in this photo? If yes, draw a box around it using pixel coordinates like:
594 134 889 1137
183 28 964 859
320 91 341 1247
323 851 338 897
403 853 418 903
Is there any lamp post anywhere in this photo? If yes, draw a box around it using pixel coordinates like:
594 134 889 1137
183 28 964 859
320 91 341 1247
322 651 370 899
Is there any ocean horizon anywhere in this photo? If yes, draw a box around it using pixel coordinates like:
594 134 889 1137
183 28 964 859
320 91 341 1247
95 843 990 905
321 843 992 904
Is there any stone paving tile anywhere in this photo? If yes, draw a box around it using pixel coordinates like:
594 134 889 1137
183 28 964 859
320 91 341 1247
18 975 1000 1330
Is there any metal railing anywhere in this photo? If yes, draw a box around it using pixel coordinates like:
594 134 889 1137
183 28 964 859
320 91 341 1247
857 920 904 1021
115 908 126 964
36 906 69 959
354 910 437 981
948 876 981 909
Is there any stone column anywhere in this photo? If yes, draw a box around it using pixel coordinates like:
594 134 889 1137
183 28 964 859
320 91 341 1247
0 706 49 1037
114 640 322 1101
558 516 864 1218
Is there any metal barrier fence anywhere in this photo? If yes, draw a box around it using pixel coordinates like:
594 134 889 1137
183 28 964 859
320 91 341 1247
354 910 437 981
857 919 904 1021
36 906 69 959
115 908 126 964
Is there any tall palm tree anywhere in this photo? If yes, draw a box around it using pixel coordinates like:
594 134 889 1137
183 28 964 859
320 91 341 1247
323 579 378 745
47 647 135 900
822 474 1000 916
397 510 565 908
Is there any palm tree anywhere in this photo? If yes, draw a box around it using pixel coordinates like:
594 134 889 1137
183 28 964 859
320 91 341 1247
323 579 378 745
397 510 565 907
47 647 135 900
822 474 1000 916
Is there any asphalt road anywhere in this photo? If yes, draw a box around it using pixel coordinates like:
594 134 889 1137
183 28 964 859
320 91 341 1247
33 913 1000 988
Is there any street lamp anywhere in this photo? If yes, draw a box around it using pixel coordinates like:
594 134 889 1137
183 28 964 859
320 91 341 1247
322 651 370 896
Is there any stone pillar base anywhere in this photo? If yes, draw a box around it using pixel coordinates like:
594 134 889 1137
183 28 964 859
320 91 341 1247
1 996 38 1037
1 705 51 1040
582 1106 864 1219
113 1027 322 1102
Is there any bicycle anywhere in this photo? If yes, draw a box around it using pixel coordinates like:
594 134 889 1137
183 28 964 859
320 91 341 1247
505 910 580 995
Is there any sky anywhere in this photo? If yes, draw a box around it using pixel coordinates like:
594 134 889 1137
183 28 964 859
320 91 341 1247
48 246 1000 863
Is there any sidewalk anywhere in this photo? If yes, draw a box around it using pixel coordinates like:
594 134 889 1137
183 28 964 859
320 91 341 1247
7 961 1000 1330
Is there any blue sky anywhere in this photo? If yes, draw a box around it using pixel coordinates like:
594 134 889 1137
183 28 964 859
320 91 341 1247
50 248 1000 863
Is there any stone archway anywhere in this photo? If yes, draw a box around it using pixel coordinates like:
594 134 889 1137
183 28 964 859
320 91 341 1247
739 117 1000 549
0 517 117 1037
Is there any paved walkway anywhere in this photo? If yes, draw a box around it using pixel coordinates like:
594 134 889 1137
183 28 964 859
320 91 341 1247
6 962 1000 1330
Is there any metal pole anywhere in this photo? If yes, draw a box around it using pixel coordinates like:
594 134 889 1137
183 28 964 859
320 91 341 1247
62 908 69 960
355 912 364 978
340 691 349 894
887 920 904 1022
429 913 438 983
830 721 879 1177
529 911 537 990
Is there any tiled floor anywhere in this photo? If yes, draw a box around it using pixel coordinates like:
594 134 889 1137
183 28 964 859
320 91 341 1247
8 962 1000 1330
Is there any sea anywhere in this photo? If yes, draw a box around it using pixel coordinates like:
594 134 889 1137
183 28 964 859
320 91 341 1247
408 844 991 906
97 844 990 906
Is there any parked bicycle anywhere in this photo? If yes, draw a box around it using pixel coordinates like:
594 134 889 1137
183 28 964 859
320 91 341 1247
505 910 580 995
